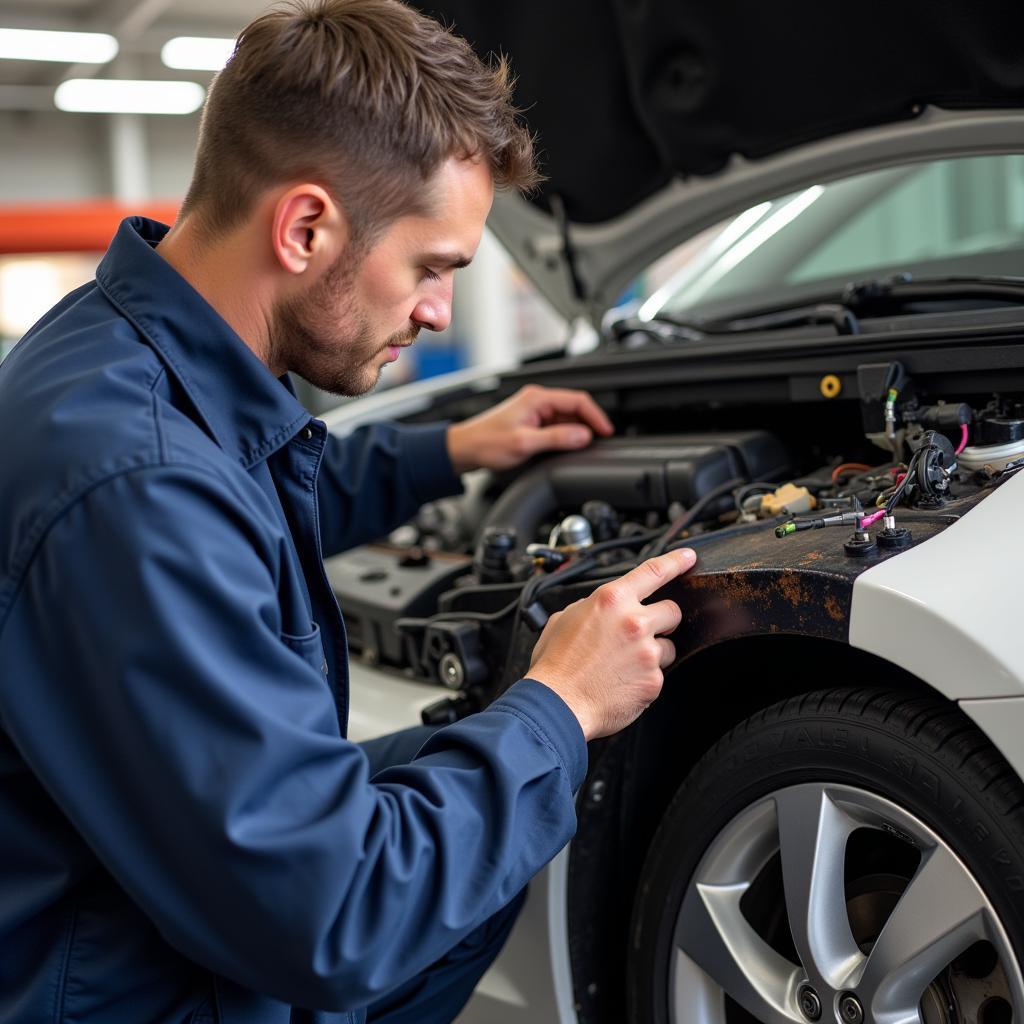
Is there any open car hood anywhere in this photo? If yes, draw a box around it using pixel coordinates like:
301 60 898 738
418 0 1024 324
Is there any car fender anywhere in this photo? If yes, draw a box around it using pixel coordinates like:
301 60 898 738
850 470 1024 787
849 469 1024 700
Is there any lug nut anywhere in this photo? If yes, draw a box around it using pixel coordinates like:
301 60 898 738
838 993 864 1024
798 984 822 1022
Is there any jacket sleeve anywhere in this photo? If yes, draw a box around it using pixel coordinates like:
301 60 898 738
0 464 585 1013
317 422 464 555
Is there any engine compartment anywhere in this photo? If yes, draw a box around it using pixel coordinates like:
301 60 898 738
327 357 1024 722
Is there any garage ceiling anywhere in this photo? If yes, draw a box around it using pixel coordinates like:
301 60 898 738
0 0 269 98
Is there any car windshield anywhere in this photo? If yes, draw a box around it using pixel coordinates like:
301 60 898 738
640 153 1024 322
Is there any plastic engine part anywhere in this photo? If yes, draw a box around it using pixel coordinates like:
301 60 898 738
478 433 790 553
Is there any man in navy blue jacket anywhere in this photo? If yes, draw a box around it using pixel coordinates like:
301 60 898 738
0 2 695 1021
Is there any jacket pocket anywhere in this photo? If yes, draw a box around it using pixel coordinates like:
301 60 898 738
280 622 328 678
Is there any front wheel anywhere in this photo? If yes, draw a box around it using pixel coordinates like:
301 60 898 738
628 688 1024 1024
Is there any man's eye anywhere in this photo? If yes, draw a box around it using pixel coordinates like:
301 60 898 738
423 268 441 282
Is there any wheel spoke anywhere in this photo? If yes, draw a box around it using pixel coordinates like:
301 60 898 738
774 785 864 988
675 880 801 1024
857 843 988 1024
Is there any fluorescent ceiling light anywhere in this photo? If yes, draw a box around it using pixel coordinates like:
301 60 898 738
55 79 205 115
0 27 118 64
161 36 235 71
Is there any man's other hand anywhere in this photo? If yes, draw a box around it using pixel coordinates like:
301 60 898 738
447 384 614 474
528 549 697 741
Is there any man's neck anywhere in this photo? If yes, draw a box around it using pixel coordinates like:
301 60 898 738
156 218 274 372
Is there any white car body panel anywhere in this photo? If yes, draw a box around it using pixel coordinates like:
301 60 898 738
849 470 1024 703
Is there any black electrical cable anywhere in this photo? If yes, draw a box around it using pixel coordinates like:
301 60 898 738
733 481 778 511
884 445 930 513
396 526 664 641
579 528 662 557
527 516 782 611
501 527 660 616
647 477 747 557
396 598 521 632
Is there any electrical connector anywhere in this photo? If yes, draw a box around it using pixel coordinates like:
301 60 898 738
775 511 863 538
884 386 900 441
819 512 863 528
760 483 816 517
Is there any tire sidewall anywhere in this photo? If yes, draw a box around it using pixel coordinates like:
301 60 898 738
628 692 1024 1023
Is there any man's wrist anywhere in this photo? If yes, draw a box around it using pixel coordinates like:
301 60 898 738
446 421 479 475
528 671 597 743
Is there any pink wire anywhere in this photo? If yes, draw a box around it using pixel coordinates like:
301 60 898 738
860 508 886 528
956 423 969 455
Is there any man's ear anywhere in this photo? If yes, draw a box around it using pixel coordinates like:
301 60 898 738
270 184 348 275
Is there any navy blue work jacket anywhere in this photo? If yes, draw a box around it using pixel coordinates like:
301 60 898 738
0 218 587 1023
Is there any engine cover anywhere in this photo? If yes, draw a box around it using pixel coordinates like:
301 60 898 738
480 432 790 548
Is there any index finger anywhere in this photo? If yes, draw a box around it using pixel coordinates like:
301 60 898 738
616 549 697 600
539 388 614 437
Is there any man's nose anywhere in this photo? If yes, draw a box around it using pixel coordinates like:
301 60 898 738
411 291 452 333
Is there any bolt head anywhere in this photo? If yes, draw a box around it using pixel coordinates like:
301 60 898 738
798 984 822 1022
838 993 864 1024
438 653 465 689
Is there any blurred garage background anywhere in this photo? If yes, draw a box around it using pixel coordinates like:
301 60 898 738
0 0 590 411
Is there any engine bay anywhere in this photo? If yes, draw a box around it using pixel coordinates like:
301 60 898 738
327 358 1024 722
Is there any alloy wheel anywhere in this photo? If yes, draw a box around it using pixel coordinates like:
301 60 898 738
670 783 1023 1024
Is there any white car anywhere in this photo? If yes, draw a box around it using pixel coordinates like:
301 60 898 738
327 5 1024 1022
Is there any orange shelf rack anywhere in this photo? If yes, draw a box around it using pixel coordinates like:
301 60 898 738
0 200 180 254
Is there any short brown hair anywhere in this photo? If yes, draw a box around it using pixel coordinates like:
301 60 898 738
179 0 540 243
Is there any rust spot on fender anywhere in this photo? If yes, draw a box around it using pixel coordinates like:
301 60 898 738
776 570 810 608
824 595 845 622
686 571 765 607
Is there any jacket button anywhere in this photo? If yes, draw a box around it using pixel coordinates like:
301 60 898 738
301 426 313 441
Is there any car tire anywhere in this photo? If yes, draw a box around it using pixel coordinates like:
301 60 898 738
627 687 1024 1024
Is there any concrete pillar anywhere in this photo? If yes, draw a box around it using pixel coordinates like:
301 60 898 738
109 112 148 204
456 227 516 369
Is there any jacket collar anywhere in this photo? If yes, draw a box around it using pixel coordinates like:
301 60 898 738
96 216 312 468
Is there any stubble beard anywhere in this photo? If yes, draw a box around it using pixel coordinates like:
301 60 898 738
270 253 418 398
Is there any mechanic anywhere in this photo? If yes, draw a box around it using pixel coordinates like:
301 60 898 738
0 2 696 1022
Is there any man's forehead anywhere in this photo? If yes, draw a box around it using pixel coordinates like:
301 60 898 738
393 158 493 258
427 156 494 218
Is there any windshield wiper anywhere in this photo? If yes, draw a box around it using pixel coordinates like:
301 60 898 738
610 302 860 347
612 273 1024 348
712 273 1024 332
841 273 1024 311
705 302 861 336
